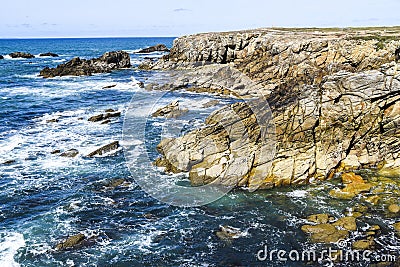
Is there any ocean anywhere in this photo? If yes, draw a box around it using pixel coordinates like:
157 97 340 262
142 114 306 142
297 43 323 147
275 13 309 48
0 38 395 267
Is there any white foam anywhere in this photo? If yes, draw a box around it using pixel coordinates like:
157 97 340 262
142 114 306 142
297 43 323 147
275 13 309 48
286 190 309 198
0 232 25 267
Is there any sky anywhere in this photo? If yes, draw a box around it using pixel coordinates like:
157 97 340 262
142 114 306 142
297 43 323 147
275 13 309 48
1 0 400 38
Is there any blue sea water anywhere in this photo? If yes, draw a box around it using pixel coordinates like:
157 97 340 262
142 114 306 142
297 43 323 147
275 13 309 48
0 38 392 267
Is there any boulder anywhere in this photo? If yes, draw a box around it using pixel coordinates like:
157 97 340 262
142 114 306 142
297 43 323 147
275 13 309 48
55 233 85 251
138 44 169 53
88 111 121 122
215 225 245 241
39 51 131 78
301 224 349 243
9 52 35 59
388 204 400 213
39 52 59 57
86 141 119 157
152 100 188 118
60 149 79 158
0 55 3 60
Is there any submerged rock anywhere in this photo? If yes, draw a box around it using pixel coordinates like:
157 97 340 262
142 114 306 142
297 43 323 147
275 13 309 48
39 52 59 57
215 225 245 241
86 141 119 157
60 149 79 158
203 100 220 108
137 44 169 53
55 233 85 251
39 51 131 78
9 52 35 59
352 239 375 250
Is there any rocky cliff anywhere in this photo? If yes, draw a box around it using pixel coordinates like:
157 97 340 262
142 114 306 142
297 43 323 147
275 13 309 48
148 28 400 190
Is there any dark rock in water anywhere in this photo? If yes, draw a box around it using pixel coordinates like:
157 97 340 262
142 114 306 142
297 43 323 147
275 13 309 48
2 159 16 165
137 81 145 88
104 111 121 119
104 108 116 113
100 119 111 125
102 84 117 89
60 149 79 158
9 52 35 59
88 111 120 123
39 51 131 78
88 114 104 122
152 100 188 118
0 55 3 60
39 52 59 57
86 141 119 157
103 178 130 190
51 149 61 154
138 44 169 53
55 233 85 251
46 118 59 123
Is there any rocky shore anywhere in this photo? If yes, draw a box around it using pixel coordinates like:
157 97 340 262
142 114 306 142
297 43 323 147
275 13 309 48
145 28 400 191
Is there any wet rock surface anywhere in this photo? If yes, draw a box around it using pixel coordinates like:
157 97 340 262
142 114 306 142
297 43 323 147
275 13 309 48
86 141 119 157
9 52 35 59
40 51 131 78
138 44 169 53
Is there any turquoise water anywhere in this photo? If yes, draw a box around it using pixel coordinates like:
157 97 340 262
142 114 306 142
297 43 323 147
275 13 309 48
0 38 397 267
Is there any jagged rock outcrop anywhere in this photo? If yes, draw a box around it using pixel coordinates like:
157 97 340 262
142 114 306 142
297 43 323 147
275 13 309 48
39 51 131 78
149 28 400 190
138 44 169 53
9 52 35 59
144 29 400 91
155 63 400 189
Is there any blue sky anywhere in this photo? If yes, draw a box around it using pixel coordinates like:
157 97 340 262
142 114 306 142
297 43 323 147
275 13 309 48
1 0 400 38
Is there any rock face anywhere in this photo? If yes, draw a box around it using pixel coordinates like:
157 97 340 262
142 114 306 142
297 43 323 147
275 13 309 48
39 51 131 78
9 52 35 59
150 28 400 190
138 44 169 53
39 52 59 57
156 62 400 189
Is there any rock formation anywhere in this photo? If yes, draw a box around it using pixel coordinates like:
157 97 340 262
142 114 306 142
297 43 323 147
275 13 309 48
86 141 119 157
138 44 169 53
9 52 35 59
149 28 400 190
0 55 4 60
152 100 188 118
39 51 131 78
39 52 59 57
